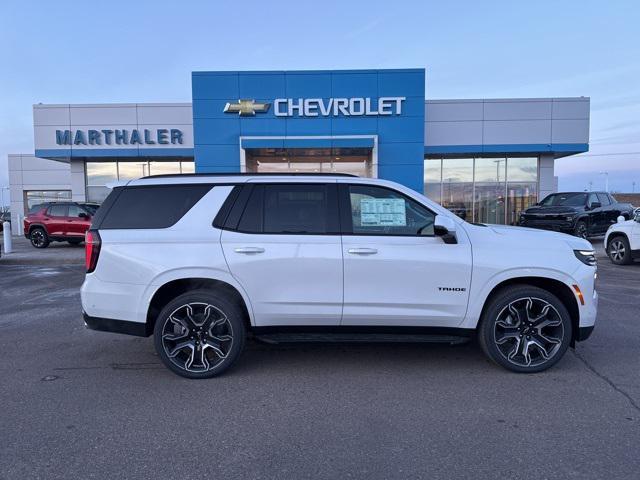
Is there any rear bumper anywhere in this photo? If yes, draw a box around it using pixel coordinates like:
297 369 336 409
83 311 151 337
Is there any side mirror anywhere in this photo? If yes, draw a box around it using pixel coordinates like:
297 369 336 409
617 215 626 223
79 212 90 219
434 215 457 244
588 201 601 210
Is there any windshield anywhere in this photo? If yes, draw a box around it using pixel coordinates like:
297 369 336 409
540 193 587 207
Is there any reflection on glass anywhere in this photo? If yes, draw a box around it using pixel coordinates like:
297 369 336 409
118 162 149 180
475 158 506 183
181 161 195 173
507 157 537 182
149 162 181 176
86 162 117 186
25 190 71 211
442 158 473 183
441 182 473 221
507 182 538 225
424 183 441 204
474 184 506 224
86 186 111 204
424 159 442 183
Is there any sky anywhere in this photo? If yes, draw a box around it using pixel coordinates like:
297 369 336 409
1 0 639 206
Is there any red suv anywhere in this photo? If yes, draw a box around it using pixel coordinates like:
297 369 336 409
24 202 98 248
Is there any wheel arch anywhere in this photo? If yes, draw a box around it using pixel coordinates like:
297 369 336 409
605 231 629 249
145 276 254 335
28 223 47 235
476 277 580 346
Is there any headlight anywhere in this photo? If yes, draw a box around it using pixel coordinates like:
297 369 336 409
574 249 596 266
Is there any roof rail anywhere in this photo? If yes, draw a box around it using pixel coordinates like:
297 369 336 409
141 172 359 179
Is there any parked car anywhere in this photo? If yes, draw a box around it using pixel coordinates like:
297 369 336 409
81 173 598 378
24 202 98 248
604 207 640 265
519 191 634 238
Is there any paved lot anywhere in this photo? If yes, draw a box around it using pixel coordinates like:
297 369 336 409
0 237 639 479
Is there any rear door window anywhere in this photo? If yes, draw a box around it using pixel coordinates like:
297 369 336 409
234 184 339 234
68 205 86 218
596 193 611 206
47 205 68 217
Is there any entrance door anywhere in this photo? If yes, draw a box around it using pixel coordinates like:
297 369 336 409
338 182 472 327
245 147 372 177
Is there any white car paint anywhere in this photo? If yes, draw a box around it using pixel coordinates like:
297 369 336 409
605 212 640 252
81 175 597 335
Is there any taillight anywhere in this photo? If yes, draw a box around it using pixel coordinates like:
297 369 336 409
85 230 101 273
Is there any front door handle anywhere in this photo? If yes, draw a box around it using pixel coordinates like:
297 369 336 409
348 248 378 255
234 247 265 254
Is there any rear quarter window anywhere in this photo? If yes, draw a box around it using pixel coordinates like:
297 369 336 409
96 184 212 229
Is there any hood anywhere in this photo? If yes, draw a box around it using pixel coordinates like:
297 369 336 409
523 205 584 215
484 223 593 251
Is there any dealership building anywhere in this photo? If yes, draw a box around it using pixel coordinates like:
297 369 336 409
8 68 590 234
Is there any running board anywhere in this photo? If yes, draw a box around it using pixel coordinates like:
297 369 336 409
253 333 470 345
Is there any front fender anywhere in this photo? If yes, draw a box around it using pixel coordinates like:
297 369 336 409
138 267 256 325
461 267 579 329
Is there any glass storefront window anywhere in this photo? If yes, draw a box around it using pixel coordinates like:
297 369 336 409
507 182 538 225
441 181 473 222
507 157 537 182
86 162 117 186
149 161 181 176
442 158 473 183
86 186 111 203
181 161 195 173
424 156 539 224
118 162 149 181
424 159 442 183
474 158 506 183
25 190 71 212
474 183 506 224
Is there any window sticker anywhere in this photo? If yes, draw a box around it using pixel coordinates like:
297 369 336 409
360 198 406 226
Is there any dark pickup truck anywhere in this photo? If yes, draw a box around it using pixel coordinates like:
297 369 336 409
519 191 635 238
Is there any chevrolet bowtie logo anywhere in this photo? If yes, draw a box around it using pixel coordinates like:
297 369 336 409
223 99 271 116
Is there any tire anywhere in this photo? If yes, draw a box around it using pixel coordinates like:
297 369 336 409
67 239 83 246
153 289 246 379
574 220 588 239
607 235 632 265
478 285 572 373
30 227 50 248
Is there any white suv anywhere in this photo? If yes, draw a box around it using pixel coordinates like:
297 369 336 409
604 207 640 264
81 174 598 378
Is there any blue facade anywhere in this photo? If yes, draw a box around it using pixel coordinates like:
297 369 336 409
191 69 426 191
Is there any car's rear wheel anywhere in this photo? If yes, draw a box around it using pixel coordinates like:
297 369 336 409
478 285 572 373
153 290 246 379
30 227 50 248
607 236 632 265
574 220 588 239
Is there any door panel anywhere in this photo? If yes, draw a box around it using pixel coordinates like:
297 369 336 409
45 205 68 236
341 235 472 326
66 205 90 237
338 183 472 327
221 231 343 326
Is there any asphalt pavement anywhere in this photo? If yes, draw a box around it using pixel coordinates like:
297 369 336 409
0 237 638 479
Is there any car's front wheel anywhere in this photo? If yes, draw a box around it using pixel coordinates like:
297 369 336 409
153 290 246 379
478 285 572 373
607 235 632 265
30 227 50 248
574 220 588 239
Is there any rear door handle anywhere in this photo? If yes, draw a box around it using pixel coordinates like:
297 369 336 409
234 247 265 254
347 248 378 255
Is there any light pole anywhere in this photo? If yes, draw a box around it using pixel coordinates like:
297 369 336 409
633 181 636 193
599 171 609 192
